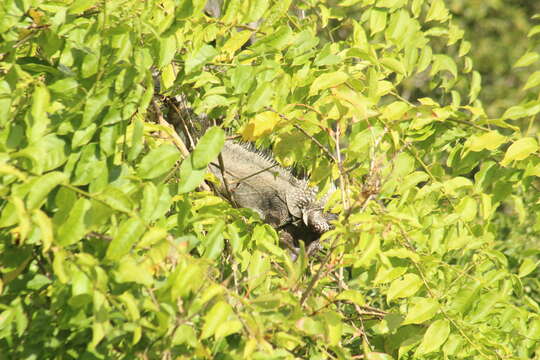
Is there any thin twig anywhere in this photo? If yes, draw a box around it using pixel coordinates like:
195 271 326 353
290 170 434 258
151 99 211 192
217 153 235 204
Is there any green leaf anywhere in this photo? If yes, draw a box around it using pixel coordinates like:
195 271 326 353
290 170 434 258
523 71 540 90
178 154 207 193
246 82 274 113
501 137 538 166
248 250 270 290
336 289 365 306
96 186 133 213
128 117 144 161
387 274 423 302
82 90 109 127
323 311 342 346
115 256 153 286
176 0 206 18
106 218 145 261
514 51 539 68
72 123 97 147
465 131 507 152
137 227 168 248
425 0 450 22
456 196 477 222
49 78 79 95
26 171 68 210
185 44 218 74
137 144 180 179
519 258 538 278
29 83 50 141
201 301 233 339
415 319 450 355
192 127 225 169
469 71 481 102
242 111 281 141
243 0 270 23
68 0 98 14
32 209 54 252
158 35 176 69
528 25 540 38
230 65 255 94
309 71 349 96
203 220 225 260
223 30 253 55
172 324 198 346
252 25 292 51
82 51 99 78
57 198 91 246
380 57 406 74
403 298 440 325
431 54 457 78
370 8 387 34
469 292 500 322
380 101 410 121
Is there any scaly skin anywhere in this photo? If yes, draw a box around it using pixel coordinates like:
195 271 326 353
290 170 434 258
208 141 335 246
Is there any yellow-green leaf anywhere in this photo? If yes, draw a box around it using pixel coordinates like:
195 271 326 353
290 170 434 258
523 71 540 90
514 52 540 68
501 137 538 166
519 258 538 278
465 131 507 152
370 8 387 34
403 298 439 325
201 301 233 339
415 319 450 355
426 0 450 22
106 218 145 260
380 57 406 75
223 30 253 55
309 71 349 96
387 274 422 302
380 101 410 121
192 126 225 169
242 111 281 141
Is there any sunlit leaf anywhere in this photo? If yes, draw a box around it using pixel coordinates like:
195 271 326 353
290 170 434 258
514 51 540 68
192 126 225 169
387 274 423 302
201 301 233 339
137 144 180 179
501 137 538 166
106 218 145 260
185 44 218 74
415 319 450 355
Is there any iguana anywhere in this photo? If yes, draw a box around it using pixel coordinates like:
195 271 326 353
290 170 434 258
208 140 336 253
158 87 335 254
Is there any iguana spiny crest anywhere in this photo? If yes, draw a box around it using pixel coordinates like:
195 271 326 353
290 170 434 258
208 141 335 239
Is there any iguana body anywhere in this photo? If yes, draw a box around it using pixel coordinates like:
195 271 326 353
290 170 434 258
209 141 335 247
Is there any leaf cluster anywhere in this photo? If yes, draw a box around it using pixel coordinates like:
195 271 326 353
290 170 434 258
1 0 540 359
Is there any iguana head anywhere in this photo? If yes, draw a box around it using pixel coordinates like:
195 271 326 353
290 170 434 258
302 205 337 234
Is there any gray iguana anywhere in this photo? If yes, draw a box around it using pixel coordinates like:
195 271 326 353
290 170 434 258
158 89 335 253
208 140 336 252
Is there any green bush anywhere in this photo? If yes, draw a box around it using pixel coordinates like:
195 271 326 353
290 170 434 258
1 0 539 359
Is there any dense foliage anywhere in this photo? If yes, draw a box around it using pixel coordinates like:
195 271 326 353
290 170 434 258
1 0 539 358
